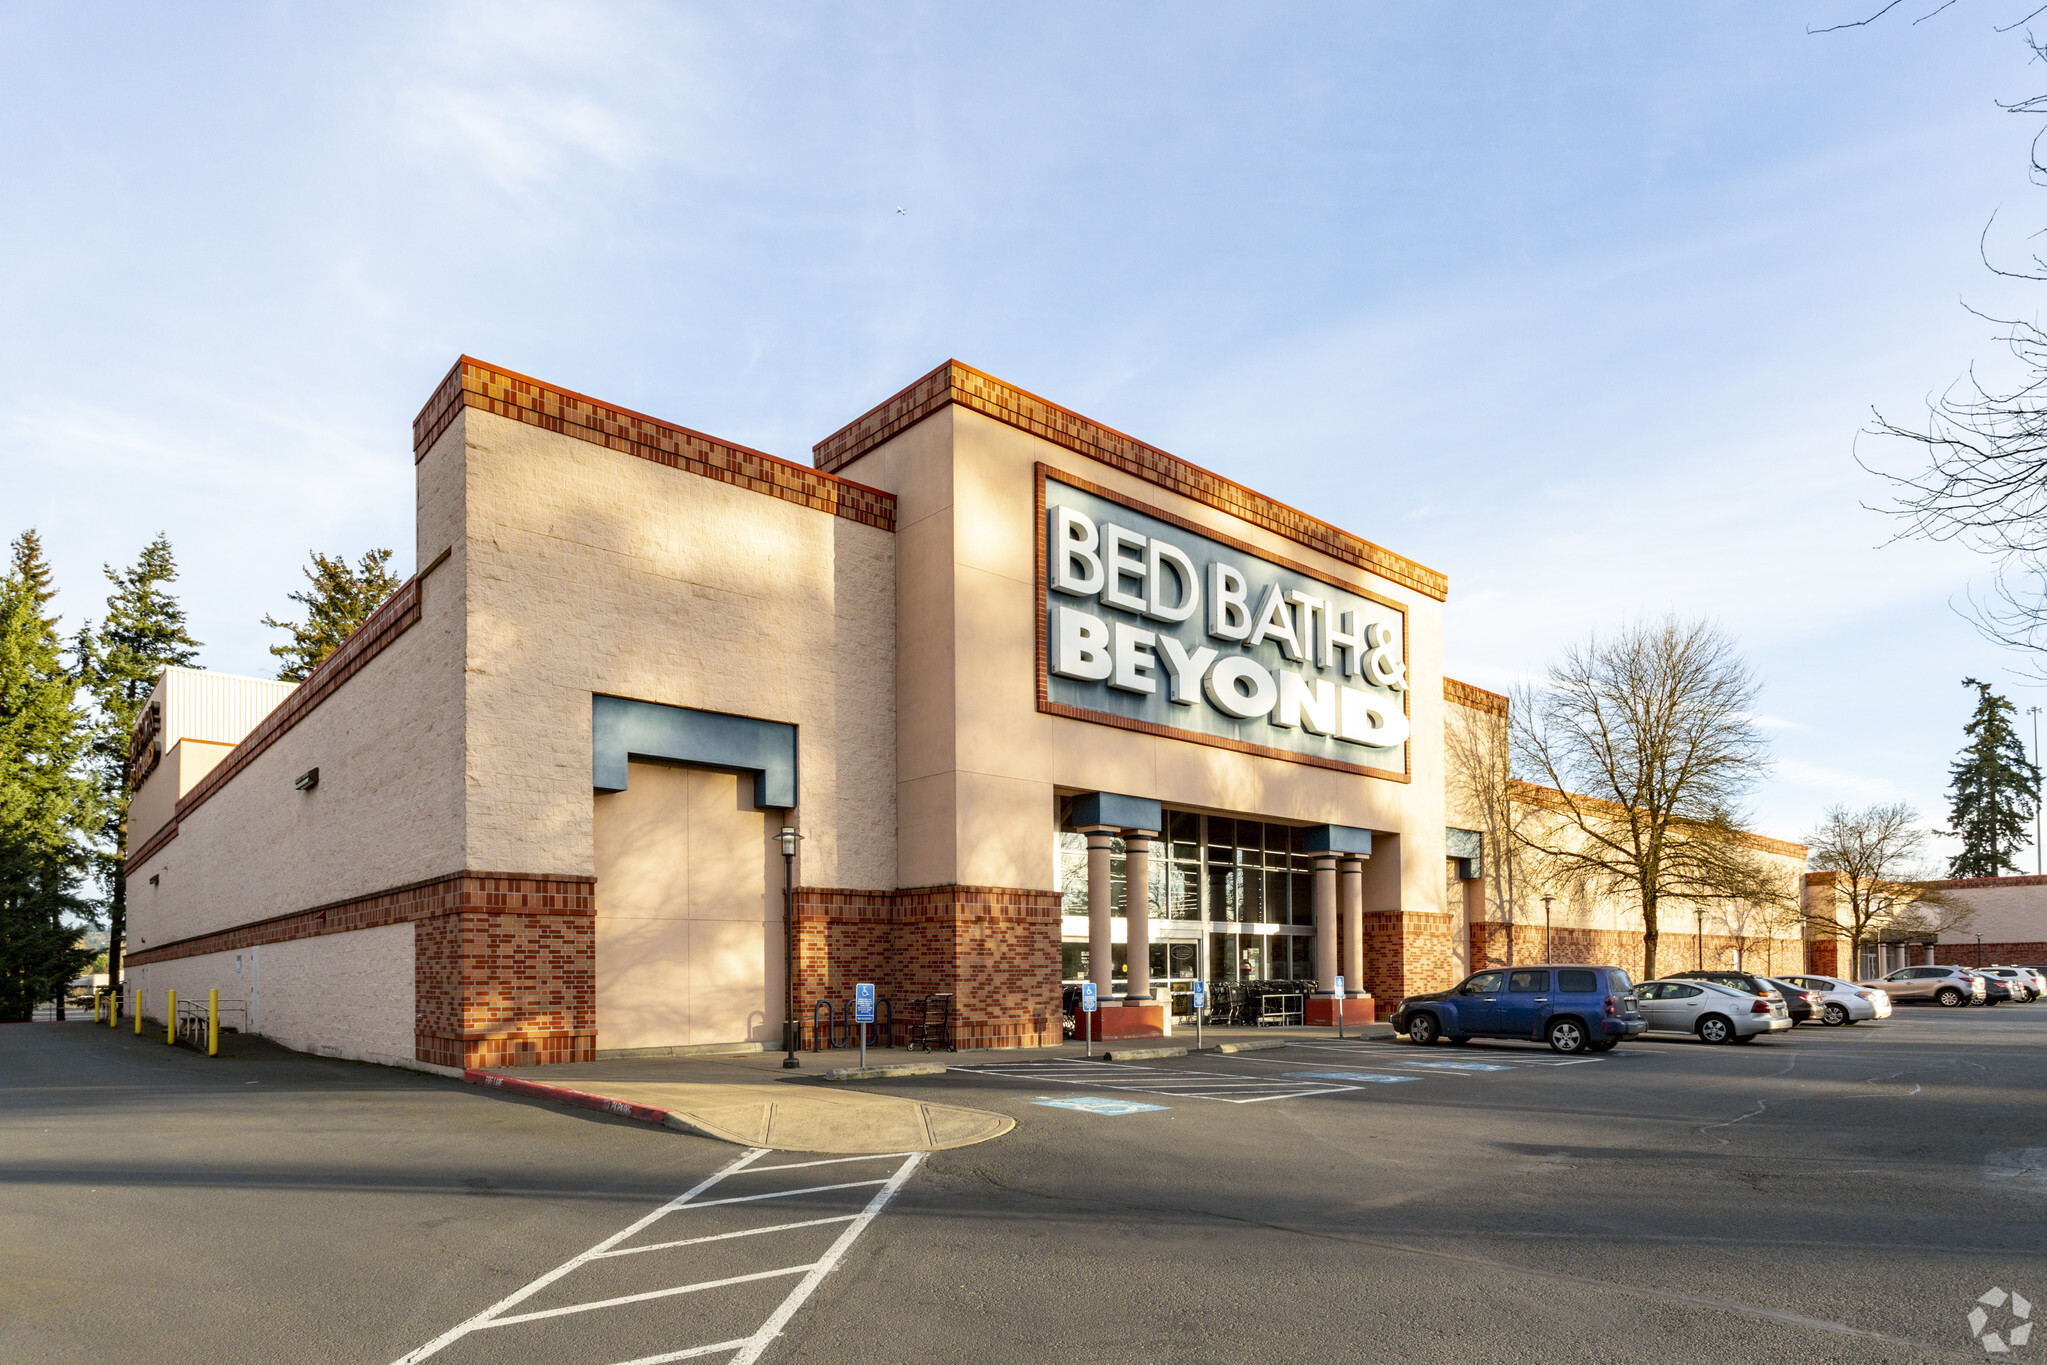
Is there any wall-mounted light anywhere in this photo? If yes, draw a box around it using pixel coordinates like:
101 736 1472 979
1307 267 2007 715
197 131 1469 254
295 767 320 791
148 874 159 887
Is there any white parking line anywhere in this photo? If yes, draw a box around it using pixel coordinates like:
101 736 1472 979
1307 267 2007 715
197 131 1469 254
389 1147 924 1365
949 1059 1361 1103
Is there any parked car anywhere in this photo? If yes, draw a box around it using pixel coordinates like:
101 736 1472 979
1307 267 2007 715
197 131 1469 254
1634 978 1792 1043
1859 965 1986 1007
1759 977 1825 1024
2008 966 2047 996
1978 967 2039 1002
1665 970 1797 1018
1393 964 1645 1054
1779 974 1892 1026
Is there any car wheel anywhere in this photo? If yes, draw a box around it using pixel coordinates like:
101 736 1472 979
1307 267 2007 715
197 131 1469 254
1697 1014 1733 1044
1937 987 1964 1008
1407 1012 1439 1045
1822 1003 1849 1027
1546 1018 1587 1054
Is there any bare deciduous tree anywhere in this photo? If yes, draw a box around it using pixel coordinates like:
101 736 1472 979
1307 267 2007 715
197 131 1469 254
1509 616 1774 979
1802 802 1968 972
1445 695 1544 967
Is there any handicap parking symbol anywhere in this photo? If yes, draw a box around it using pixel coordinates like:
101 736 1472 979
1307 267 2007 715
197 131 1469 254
1392 1060 1515 1072
1285 1071 1420 1084
1032 1096 1171 1116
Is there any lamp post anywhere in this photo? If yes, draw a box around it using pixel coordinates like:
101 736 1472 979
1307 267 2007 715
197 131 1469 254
1696 906 1704 970
779 825 803 1070
1541 894 1552 963
1977 932 1984 970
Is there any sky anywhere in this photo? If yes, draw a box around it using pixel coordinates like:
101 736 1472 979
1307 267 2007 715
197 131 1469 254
5 1 2047 859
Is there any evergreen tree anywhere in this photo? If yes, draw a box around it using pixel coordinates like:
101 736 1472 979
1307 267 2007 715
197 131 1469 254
0 531 98 1020
75 533 202 1006
261 548 400 682
1943 677 2041 879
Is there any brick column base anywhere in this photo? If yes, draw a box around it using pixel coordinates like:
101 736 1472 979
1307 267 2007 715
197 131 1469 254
794 885 1063 1050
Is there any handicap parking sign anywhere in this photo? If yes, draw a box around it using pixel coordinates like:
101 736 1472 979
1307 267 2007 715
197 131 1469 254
853 982 875 1024
1081 982 1097 1012
1334 975 1345 1000
1191 980 1205 1006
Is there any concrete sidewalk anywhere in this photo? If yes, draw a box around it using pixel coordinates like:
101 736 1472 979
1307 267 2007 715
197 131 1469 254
466 1023 1395 1152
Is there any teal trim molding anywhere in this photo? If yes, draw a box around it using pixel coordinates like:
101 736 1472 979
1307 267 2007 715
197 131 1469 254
591 695 798 809
1303 824 1374 857
1069 791 1164 833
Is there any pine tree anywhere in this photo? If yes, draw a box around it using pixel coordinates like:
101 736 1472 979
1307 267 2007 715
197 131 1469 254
75 533 202 1007
261 548 400 682
0 531 99 1020
1943 677 2041 879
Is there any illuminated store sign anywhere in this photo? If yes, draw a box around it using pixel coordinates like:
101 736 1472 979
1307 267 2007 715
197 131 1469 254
1040 474 1408 775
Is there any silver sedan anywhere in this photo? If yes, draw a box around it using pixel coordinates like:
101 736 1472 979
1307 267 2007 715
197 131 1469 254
1634 979 1793 1043
1779 974 1892 1025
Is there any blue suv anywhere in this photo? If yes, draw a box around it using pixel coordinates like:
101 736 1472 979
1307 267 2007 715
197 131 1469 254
1393 965 1645 1053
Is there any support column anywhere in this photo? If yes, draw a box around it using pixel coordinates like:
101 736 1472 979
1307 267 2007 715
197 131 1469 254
1312 853 1339 994
1340 855 1365 990
1083 827 1116 998
1123 832 1155 1002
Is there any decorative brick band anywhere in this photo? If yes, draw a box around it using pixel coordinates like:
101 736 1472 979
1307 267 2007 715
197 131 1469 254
125 576 423 876
124 869 595 966
1920 874 2047 890
813 359 1447 601
1445 677 1508 717
1932 942 2047 964
414 357 897 532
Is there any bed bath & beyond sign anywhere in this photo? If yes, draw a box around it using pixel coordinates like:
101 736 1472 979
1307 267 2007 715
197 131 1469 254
1042 476 1409 772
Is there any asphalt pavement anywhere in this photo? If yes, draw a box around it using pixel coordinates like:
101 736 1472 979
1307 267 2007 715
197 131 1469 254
5 1004 2045 1363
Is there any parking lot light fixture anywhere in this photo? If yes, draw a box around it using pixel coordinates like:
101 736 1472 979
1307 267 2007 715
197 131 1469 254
779 825 804 1070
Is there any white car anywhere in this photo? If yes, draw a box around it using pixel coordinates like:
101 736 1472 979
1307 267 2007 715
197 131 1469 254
1980 967 2043 1002
1634 978 1794 1043
1781 974 1892 1026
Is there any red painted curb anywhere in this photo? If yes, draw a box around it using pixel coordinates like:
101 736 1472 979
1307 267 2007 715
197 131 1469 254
465 1070 672 1127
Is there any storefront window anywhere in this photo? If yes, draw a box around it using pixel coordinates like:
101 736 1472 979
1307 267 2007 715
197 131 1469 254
1065 805 1320 992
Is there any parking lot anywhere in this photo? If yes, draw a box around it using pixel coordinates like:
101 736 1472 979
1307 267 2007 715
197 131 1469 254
6 1003 2046 1363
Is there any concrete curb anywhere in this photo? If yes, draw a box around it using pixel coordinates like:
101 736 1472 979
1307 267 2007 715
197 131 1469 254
1100 1046 1189 1061
465 1069 671 1128
819 1062 949 1081
1209 1040 1289 1054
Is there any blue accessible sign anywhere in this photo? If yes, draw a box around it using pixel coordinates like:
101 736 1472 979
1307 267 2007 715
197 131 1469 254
1334 975 1346 1000
1081 982 1098 1012
1192 980 1206 1006
853 982 876 1025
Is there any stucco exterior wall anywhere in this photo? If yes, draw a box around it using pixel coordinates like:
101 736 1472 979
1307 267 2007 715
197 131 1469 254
455 408 897 894
128 513 468 952
1931 878 2047 946
127 738 233 847
592 760 780 1050
125 924 416 1068
833 403 1447 911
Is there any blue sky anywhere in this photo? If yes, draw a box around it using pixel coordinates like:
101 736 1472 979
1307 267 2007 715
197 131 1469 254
5 2 2046 856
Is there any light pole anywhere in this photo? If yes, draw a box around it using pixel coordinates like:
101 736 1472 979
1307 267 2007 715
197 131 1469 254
1541 894 1552 963
779 825 803 1070
1696 906 1704 970
2032 706 2042 875
1977 932 1984 969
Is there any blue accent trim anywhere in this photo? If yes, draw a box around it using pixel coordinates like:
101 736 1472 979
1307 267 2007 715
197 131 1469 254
1069 791 1163 832
1446 827 1483 881
1302 824 1373 857
592 695 798 809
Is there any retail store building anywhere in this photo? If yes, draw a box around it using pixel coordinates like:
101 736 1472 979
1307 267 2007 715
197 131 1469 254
121 358 1804 1068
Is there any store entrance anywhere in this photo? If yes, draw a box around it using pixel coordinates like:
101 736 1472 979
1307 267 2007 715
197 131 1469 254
1057 805 1323 1029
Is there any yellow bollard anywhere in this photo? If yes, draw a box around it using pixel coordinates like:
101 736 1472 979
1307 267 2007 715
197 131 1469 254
133 990 141 1035
93 991 102 1023
166 989 176 1044
109 990 118 1028
208 989 218 1057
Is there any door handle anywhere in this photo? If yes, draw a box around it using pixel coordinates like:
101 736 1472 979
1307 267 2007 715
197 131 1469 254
1534 997 1548 1002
